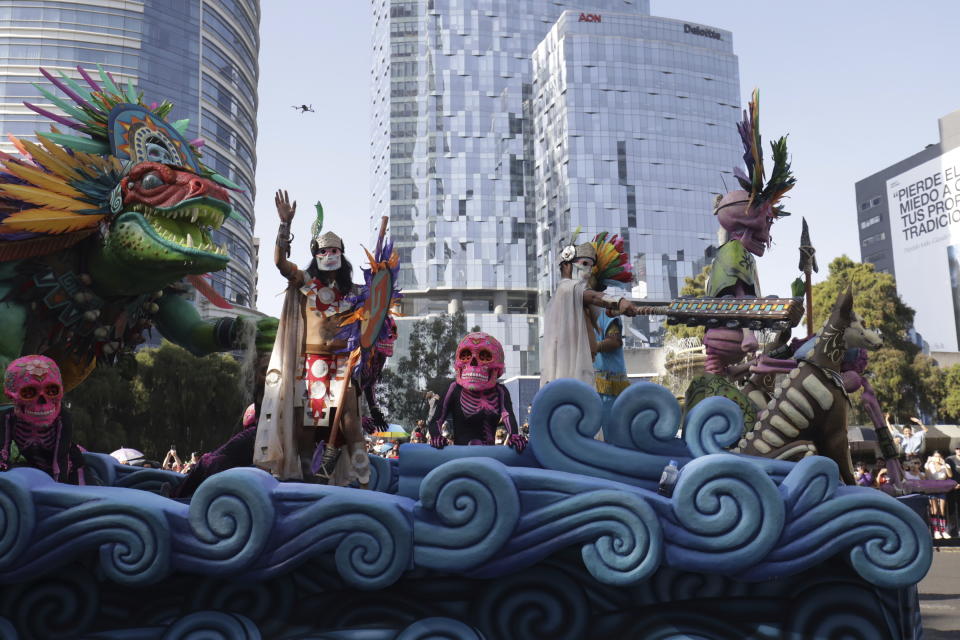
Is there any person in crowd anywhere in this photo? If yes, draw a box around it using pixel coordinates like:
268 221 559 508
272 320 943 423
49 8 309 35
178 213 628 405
410 429 426 444
520 422 530 438
925 451 953 539
874 466 890 489
889 416 927 458
903 458 926 482
948 446 960 536
386 441 400 459
494 428 507 445
853 461 873 487
162 446 183 472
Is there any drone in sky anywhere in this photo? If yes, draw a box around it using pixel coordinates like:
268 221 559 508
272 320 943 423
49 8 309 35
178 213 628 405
292 104 315 114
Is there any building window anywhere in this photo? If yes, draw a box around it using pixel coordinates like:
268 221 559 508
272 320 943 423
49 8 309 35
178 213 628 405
859 215 881 230
862 232 886 247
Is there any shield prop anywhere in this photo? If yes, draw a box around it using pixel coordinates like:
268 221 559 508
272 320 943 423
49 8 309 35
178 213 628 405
360 267 394 350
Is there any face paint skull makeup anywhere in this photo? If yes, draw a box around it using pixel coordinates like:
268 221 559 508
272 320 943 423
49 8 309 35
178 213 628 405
455 332 505 392
4 355 63 427
315 246 342 272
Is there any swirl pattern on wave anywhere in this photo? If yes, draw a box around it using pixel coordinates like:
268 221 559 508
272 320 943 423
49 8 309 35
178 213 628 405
741 484 932 588
530 379 689 488
261 483 414 590
0 468 35 571
473 486 662 585
160 611 261 640
472 566 589 640
664 454 784 573
396 617 486 640
0 565 98 638
180 468 275 573
414 457 520 571
602 383 686 458
681 395 744 456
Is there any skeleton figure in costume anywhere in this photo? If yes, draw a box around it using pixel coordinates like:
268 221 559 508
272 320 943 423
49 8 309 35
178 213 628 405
428 332 526 451
1 355 85 484
702 89 795 376
540 240 637 388
254 190 368 485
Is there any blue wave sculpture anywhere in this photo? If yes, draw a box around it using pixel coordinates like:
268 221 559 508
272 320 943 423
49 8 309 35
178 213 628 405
0 378 932 638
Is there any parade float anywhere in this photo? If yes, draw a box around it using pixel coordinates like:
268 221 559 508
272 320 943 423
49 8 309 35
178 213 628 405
0 71 931 639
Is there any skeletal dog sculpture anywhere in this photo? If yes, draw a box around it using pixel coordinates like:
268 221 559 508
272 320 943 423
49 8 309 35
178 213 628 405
734 288 858 484
739 309 882 413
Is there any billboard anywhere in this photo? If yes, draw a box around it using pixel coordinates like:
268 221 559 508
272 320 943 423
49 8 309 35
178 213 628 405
886 146 960 351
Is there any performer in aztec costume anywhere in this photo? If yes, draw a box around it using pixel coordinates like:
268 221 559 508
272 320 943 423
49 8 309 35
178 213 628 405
428 332 526 452
588 232 634 425
540 236 638 388
256 192 400 485
2 355 84 484
0 65 275 394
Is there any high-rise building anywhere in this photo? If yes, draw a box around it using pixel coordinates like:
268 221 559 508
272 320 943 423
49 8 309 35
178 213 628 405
855 110 960 358
0 0 260 313
532 11 741 346
371 0 651 377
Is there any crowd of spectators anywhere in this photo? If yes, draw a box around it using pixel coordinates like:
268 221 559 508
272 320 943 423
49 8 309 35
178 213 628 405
854 415 960 540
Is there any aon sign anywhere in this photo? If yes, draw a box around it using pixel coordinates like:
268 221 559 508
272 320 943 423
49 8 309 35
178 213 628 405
578 13 601 23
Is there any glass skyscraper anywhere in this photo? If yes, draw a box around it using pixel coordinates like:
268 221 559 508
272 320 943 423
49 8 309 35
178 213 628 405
532 10 741 346
0 0 259 311
371 0 650 377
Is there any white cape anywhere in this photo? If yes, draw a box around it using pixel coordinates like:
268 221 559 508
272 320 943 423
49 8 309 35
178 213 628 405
540 279 595 387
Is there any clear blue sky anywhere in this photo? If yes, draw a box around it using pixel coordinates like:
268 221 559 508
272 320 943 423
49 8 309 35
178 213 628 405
253 0 959 319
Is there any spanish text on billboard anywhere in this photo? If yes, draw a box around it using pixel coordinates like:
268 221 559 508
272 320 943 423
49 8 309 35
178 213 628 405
887 146 960 351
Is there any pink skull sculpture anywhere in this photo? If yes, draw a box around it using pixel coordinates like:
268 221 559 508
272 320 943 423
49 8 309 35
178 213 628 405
455 332 505 391
715 189 777 257
4 355 63 427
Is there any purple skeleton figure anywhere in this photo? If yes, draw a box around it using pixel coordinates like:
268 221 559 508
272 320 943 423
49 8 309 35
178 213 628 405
359 317 398 435
703 90 795 378
1 355 85 484
428 332 526 452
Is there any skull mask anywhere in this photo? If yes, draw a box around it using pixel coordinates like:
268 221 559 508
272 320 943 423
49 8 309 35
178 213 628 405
376 317 398 358
715 190 776 257
4 355 63 427
455 332 505 391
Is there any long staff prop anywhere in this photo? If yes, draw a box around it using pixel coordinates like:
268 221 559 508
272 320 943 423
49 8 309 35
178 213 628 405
798 217 818 337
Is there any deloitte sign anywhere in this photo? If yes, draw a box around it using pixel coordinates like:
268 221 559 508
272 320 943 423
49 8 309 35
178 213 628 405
684 23 722 40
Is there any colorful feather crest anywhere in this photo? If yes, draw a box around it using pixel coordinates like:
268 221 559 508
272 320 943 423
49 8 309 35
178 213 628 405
590 231 633 290
0 65 234 259
732 89 796 216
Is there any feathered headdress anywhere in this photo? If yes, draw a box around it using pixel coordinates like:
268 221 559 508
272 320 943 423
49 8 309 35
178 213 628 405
0 65 238 261
590 232 633 290
732 89 796 216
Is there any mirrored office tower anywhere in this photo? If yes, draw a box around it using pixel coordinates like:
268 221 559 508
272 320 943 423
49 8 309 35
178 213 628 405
0 0 260 312
532 11 742 346
371 0 651 377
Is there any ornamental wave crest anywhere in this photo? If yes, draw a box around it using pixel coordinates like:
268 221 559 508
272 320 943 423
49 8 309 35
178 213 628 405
0 378 930 596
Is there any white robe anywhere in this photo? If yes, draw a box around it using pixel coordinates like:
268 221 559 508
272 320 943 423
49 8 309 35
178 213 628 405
540 278 595 388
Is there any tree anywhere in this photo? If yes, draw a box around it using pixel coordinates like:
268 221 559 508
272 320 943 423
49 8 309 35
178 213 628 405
379 310 466 426
939 364 960 422
67 355 140 454
665 264 710 341
134 342 247 457
66 341 248 460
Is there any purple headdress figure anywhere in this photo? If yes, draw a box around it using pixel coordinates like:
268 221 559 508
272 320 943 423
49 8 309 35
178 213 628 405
703 89 796 377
